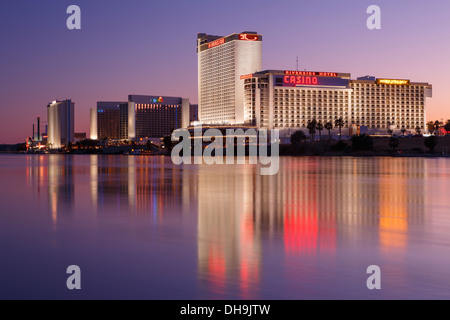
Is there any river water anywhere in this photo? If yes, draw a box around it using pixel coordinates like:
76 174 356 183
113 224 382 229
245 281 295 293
0 154 449 299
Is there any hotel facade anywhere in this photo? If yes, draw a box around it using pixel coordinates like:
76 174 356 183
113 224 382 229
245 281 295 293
197 32 262 125
47 99 74 149
243 70 352 130
90 95 191 140
242 70 432 135
197 31 432 136
350 76 431 133
128 95 190 139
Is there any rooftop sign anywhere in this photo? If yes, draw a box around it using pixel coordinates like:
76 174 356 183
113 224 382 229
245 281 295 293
239 34 259 41
376 79 410 85
240 74 253 80
285 71 338 77
207 38 225 49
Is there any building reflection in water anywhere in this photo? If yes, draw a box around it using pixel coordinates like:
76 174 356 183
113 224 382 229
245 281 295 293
90 155 98 209
89 156 195 219
33 155 426 295
378 158 424 252
197 165 261 298
90 156 135 214
196 157 426 296
48 155 74 227
277 159 337 255
26 155 47 197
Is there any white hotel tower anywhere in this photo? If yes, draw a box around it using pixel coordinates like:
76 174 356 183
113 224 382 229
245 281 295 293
47 99 74 149
197 32 262 125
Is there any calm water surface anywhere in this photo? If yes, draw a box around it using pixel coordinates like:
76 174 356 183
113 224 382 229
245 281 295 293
1 154 450 299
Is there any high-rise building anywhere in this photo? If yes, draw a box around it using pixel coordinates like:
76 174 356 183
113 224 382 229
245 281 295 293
47 100 74 149
119 102 129 140
197 32 262 125
243 70 432 134
90 108 97 140
94 102 126 140
128 95 190 139
350 77 431 132
91 95 191 141
243 70 352 130
189 104 198 123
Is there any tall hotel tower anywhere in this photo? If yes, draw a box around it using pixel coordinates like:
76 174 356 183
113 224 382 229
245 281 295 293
197 32 262 125
47 99 74 149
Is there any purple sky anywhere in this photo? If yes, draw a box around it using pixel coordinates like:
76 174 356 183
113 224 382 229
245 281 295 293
1 0 450 143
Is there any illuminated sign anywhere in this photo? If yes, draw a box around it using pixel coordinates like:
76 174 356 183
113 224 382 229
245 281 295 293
240 74 253 80
239 34 259 41
151 97 164 103
284 76 318 85
376 79 410 85
285 70 338 77
208 38 225 49
278 75 349 87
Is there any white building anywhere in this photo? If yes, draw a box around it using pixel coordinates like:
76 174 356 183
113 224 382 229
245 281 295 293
244 70 352 134
47 100 74 149
197 32 262 125
90 107 97 140
350 76 432 133
243 71 432 136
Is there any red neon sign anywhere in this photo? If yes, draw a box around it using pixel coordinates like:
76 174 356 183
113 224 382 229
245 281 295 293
285 70 338 77
240 74 253 80
239 34 259 41
284 76 318 86
208 38 225 49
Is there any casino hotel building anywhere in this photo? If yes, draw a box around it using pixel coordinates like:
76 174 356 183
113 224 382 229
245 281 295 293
197 32 433 136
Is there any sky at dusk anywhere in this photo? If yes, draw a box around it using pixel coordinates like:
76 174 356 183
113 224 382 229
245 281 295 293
1 0 450 143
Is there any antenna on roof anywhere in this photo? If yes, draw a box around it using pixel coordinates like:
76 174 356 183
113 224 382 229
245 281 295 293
296 56 299 71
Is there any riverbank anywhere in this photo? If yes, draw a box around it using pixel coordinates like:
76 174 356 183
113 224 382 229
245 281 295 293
3 136 450 158
280 136 450 157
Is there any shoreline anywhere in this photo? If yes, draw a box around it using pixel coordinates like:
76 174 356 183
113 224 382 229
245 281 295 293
3 136 450 159
1 151 449 159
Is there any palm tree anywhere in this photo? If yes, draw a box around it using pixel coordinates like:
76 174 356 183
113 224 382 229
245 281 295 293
307 119 317 142
434 120 444 135
334 117 344 140
325 122 333 140
316 122 324 140
401 127 407 136
415 126 422 135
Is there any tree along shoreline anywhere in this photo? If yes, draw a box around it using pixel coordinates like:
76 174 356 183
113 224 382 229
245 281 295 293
283 135 450 157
